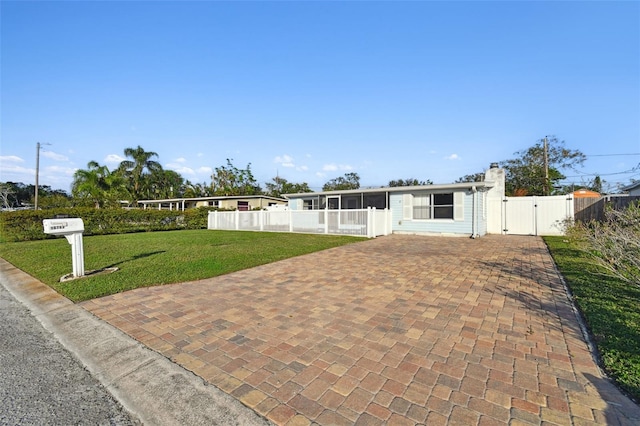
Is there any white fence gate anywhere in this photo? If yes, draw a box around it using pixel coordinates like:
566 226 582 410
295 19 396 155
501 195 574 236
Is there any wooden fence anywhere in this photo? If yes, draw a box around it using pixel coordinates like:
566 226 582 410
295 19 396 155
574 195 640 222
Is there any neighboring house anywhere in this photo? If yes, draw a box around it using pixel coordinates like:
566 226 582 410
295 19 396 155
572 189 601 198
285 164 505 237
622 181 640 196
138 195 287 211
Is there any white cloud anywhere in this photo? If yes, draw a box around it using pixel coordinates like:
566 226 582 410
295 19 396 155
0 163 32 175
445 154 460 160
323 163 353 172
297 165 309 172
45 165 76 176
167 165 195 176
275 154 293 163
42 151 69 162
197 166 213 174
0 155 24 163
274 154 295 168
197 153 204 158
105 154 125 164
175 157 187 163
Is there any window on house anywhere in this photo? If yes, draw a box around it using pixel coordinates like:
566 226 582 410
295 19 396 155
409 193 455 220
364 193 387 209
342 195 360 209
433 193 454 218
303 199 317 210
413 195 431 219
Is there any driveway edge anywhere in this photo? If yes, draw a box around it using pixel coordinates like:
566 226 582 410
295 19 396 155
0 258 271 426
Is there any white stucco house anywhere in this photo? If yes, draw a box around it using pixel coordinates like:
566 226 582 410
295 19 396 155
284 164 505 238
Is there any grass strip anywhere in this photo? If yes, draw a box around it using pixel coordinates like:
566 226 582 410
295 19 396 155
544 236 640 402
0 230 363 302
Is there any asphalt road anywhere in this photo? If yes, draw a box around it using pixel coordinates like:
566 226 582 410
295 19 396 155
0 283 139 426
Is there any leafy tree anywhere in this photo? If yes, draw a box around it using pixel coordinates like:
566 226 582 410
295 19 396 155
72 161 125 208
184 181 211 198
1 182 34 206
264 176 312 197
0 183 17 209
456 173 485 183
37 192 73 209
501 136 586 196
118 146 163 203
147 169 185 199
322 172 360 191
590 175 603 193
211 159 261 196
1 182 71 208
558 175 606 195
388 178 433 187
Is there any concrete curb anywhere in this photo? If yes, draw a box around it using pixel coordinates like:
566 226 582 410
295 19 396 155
0 258 271 426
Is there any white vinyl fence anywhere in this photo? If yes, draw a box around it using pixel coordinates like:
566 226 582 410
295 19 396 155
500 195 574 236
208 208 391 238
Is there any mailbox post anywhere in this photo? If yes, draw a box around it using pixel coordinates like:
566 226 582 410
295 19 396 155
43 218 85 278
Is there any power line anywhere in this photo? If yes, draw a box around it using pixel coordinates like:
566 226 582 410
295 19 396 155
563 162 640 178
585 153 640 157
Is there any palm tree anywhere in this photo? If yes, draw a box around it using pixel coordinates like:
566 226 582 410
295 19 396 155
71 161 114 208
184 181 210 198
118 146 162 203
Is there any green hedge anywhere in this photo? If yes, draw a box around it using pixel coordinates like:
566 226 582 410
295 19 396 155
0 207 220 242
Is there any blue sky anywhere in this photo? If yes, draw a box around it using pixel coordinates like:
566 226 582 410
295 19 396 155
2 1 639 193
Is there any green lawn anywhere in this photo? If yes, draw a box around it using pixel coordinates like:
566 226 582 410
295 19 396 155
544 236 640 402
0 230 363 302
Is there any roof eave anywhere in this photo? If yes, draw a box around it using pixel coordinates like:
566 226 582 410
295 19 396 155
284 181 494 198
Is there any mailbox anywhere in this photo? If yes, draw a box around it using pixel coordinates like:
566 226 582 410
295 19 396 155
43 218 85 278
43 218 84 235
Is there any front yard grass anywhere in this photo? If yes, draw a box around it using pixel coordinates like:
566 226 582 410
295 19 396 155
544 236 640 403
0 230 363 302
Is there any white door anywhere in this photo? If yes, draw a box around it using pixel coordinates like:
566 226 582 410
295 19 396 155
503 197 536 235
535 196 574 236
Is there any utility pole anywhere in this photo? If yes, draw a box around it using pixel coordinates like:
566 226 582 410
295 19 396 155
34 142 50 210
543 136 549 196
35 142 40 210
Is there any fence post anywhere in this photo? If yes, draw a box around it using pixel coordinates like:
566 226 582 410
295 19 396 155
368 207 374 238
259 209 264 231
235 209 240 230
289 209 293 233
324 210 329 234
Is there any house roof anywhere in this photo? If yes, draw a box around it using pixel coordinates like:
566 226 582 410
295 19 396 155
284 181 495 198
571 189 601 198
137 195 287 204
622 181 640 192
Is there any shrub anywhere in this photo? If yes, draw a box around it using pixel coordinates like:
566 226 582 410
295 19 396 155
0 207 219 242
567 201 640 287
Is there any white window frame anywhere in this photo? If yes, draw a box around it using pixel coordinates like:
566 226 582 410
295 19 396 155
403 192 464 221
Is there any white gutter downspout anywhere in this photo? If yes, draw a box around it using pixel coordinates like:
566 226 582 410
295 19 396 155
471 186 478 239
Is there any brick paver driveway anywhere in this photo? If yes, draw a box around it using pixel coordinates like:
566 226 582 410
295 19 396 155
82 234 640 425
